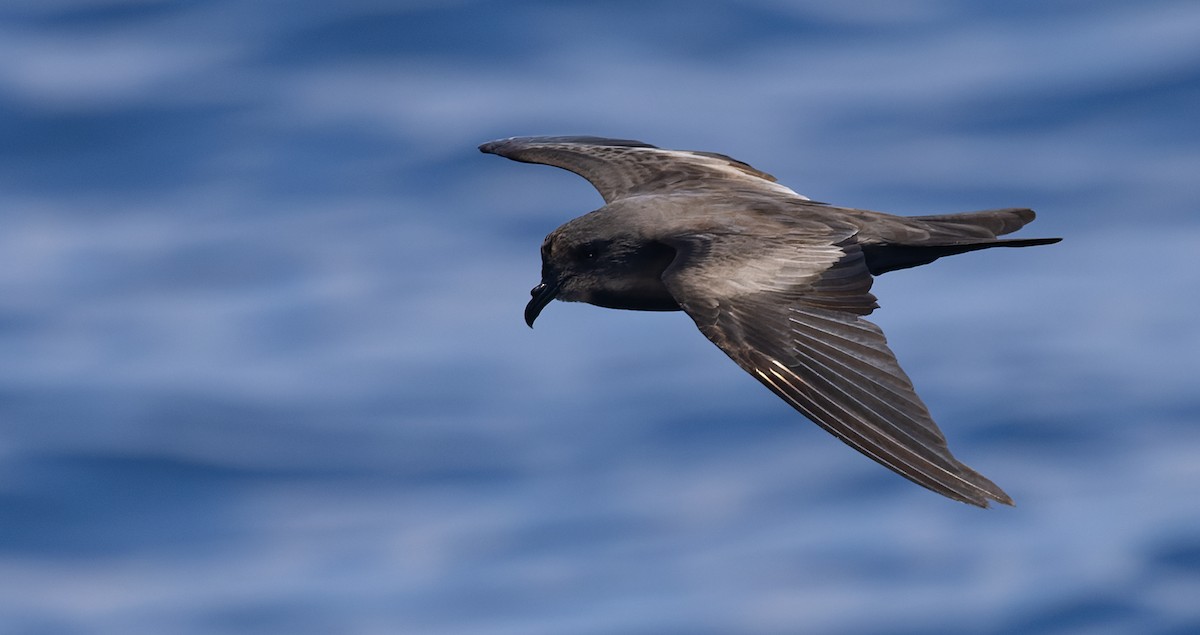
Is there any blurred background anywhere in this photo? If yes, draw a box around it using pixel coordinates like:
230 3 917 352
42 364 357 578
1 1 1198 633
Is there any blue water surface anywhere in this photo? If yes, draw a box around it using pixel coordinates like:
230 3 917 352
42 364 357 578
1 1 1198 633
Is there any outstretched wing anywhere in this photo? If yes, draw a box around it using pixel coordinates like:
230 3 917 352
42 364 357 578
660 232 1013 507
479 135 807 203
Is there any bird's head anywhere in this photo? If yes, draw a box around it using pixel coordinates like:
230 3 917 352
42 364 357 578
524 215 678 327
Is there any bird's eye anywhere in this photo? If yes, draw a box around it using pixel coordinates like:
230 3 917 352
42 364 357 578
575 241 602 261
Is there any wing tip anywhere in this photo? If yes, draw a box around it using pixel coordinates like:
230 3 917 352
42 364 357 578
952 472 1014 508
478 137 514 155
966 493 1015 509
478 135 657 157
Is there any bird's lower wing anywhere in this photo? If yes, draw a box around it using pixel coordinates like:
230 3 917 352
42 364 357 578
661 235 1012 507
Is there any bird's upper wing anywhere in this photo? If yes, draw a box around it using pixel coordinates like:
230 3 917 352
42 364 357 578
659 230 1013 507
479 136 807 203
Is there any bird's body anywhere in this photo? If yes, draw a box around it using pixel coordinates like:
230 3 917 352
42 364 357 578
480 136 1060 507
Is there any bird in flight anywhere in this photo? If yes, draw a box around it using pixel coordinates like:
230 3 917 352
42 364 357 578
480 136 1060 507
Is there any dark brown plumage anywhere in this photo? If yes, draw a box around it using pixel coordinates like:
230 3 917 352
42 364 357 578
480 135 1060 507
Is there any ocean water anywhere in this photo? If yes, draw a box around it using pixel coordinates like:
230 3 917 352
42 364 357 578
1 1 1198 633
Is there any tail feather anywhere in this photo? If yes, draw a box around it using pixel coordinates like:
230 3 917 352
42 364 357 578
863 237 1061 275
862 207 1060 275
911 207 1037 238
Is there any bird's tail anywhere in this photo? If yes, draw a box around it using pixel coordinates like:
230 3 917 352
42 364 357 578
909 207 1039 238
863 208 1061 275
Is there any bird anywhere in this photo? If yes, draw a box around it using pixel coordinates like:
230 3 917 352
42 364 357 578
479 135 1060 507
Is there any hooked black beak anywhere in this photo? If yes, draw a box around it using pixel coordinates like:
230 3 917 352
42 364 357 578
524 281 558 328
